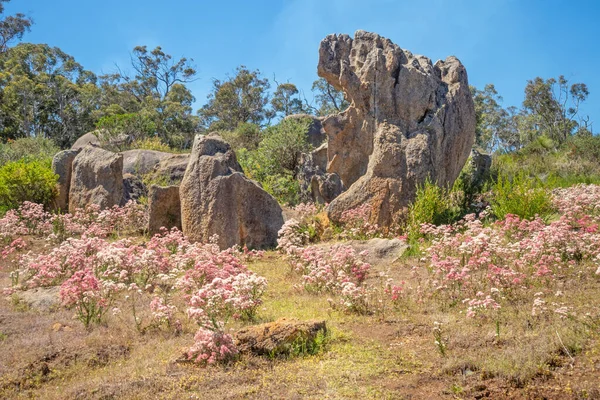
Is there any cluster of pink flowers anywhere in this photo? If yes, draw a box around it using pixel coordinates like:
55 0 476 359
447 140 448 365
289 245 370 294
185 327 238 366
0 201 148 246
292 203 320 218
277 219 309 255
8 225 267 364
338 204 381 239
418 184 600 318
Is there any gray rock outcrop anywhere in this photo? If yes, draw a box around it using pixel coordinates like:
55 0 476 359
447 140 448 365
51 149 80 211
180 134 284 249
68 146 124 212
148 185 182 235
71 131 100 150
298 143 344 204
318 30 476 226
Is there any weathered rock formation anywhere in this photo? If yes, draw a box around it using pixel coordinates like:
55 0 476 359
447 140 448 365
318 30 475 226
180 134 284 249
235 318 327 356
297 143 344 204
148 185 182 235
51 149 80 211
122 149 190 182
71 131 100 150
68 145 124 212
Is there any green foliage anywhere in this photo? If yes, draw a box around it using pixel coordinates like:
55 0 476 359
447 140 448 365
257 117 312 175
310 78 349 116
219 122 262 151
523 75 589 144
238 148 301 205
237 117 312 205
95 113 156 150
0 43 98 147
271 82 305 117
0 1 33 54
127 136 172 152
490 172 553 220
199 66 273 131
406 178 460 242
0 158 58 211
492 135 600 189
0 136 59 165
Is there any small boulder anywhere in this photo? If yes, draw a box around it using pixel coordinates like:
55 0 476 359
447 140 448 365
235 318 327 356
69 146 124 212
51 149 80 211
13 287 61 312
180 134 284 249
148 185 181 235
345 238 408 265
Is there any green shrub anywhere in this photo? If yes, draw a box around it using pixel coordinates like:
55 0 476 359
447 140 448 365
490 172 553 220
236 118 313 205
258 117 312 175
0 158 58 211
0 137 59 166
220 122 262 151
406 178 460 243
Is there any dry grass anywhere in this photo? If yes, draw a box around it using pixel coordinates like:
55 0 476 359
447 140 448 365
1 244 600 399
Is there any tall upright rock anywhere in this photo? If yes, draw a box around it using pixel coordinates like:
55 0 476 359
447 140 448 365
52 149 80 211
68 146 124 212
179 134 284 249
318 30 476 226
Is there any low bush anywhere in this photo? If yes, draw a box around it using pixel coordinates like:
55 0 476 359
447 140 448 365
490 172 553 220
0 159 58 213
406 178 461 243
0 137 59 166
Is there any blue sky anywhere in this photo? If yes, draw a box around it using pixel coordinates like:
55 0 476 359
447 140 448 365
6 0 600 129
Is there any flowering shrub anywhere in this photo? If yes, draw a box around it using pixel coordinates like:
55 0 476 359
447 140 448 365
60 268 110 328
337 204 381 239
289 245 370 294
0 201 148 245
185 327 238 366
7 225 267 366
417 184 600 318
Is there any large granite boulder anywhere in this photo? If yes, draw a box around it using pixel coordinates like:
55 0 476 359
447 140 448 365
180 134 284 249
152 154 190 184
68 146 124 212
51 149 80 211
122 149 170 175
318 31 475 226
148 185 181 235
71 131 100 150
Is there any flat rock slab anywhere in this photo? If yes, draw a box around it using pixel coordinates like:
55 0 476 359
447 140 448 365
235 318 326 356
317 238 408 265
14 287 61 312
